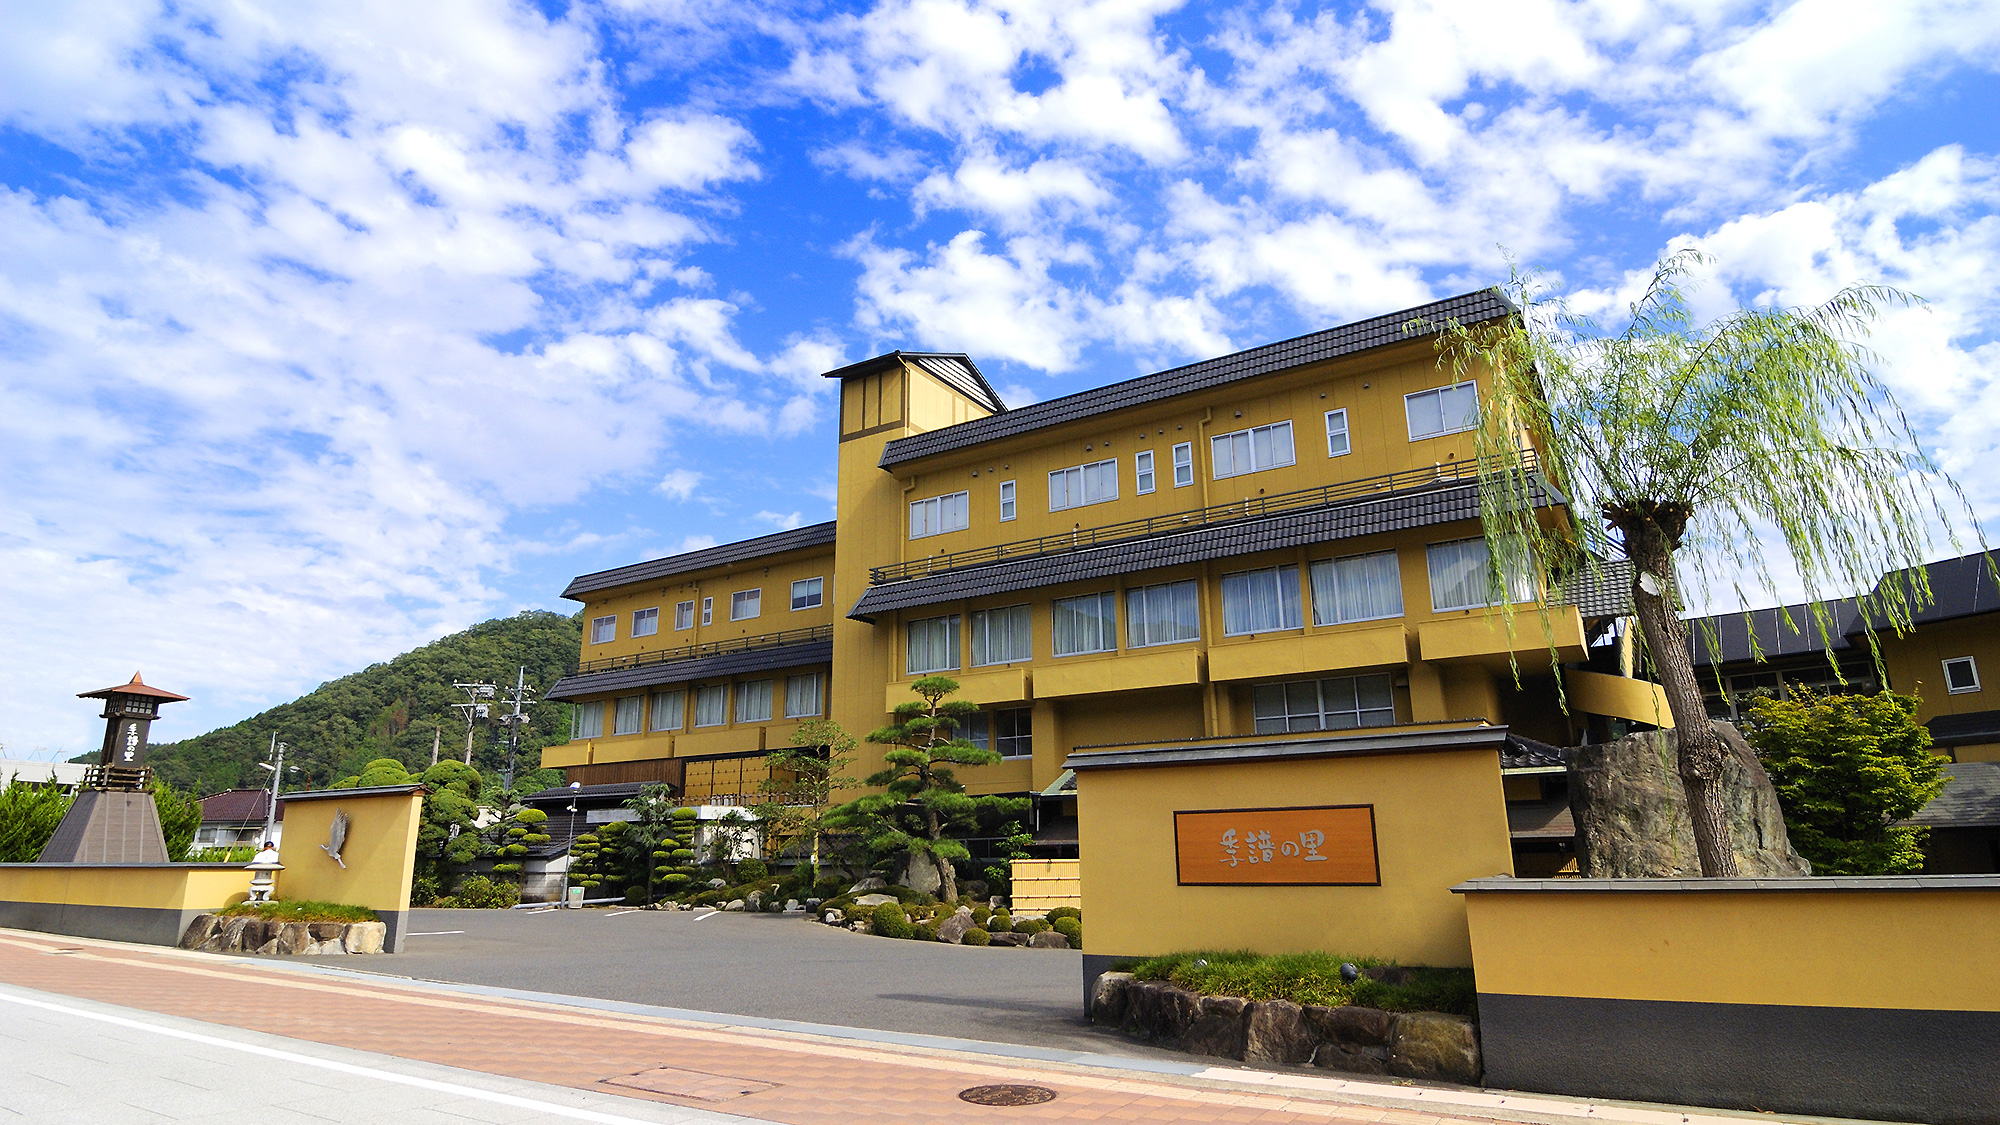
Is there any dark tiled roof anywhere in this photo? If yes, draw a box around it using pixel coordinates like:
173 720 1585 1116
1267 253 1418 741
546 640 832 701
561 521 836 600
1555 559 1635 618
1686 599 1860 667
1928 709 2000 749
849 475 1554 619
199 788 272 824
1906 762 2000 828
521 781 648 804
877 290 1514 469
1863 550 2000 629
1502 734 1567 771
821 351 1008 414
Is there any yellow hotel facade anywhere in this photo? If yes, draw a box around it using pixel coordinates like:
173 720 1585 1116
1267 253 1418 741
540 291 1668 871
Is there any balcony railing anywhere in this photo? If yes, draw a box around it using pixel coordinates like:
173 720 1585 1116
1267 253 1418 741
575 625 833 676
869 449 1539 585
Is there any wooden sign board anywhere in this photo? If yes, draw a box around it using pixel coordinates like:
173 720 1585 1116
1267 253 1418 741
1174 805 1379 886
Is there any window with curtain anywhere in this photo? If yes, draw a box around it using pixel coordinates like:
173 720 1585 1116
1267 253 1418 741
1427 538 1537 612
1049 459 1118 511
971 604 1032 665
1325 409 1350 457
962 710 990 750
909 490 970 538
1135 450 1155 494
736 679 773 723
693 685 727 727
613 696 644 735
631 608 658 637
1252 674 1395 733
1126 580 1200 648
907 615 961 674
995 709 1032 757
1211 421 1296 479
650 690 684 731
999 480 1016 521
1172 442 1193 487
785 673 823 718
1405 382 1479 440
1221 565 1303 635
730 589 761 620
675 601 694 630
1309 551 1404 625
571 700 604 738
590 615 615 644
1052 592 1118 655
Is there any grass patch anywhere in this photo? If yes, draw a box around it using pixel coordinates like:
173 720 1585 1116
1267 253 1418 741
1116 950 1476 1018
219 900 379 924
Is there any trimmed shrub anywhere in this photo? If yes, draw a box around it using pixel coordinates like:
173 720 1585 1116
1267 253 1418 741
1012 917 1050 935
1052 917 1082 949
962 927 992 947
1120 951 1476 1017
1045 906 1081 925
970 904 991 927
989 910 1012 932
449 876 521 909
872 901 913 939
912 919 940 941
737 858 769 881
221 900 379 923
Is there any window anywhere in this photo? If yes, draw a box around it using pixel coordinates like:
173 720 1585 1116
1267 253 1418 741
909 490 970 539
962 710 989 750
1309 551 1403 625
995 709 1032 758
571 700 605 739
1172 442 1194 487
791 577 823 611
650 690 684 732
1221 565 1303 635
1406 381 1479 441
1049 459 1118 511
730 588 761 621
1126 580 1200 648
999 480 1016 521
1325 409 1350 457
907 615 961 674
631 607 659 638
693 685 727 727
1053 592 1118 656
1211 421 1296 479
1427 538 1537 612
735 679 773 723
785 673 824 718
1135 450 1156 494
1945 656 1982 694
613 696 644 735
1253 674 1396 733
971 604 1032 666
675 601 695 631
590 615 615 644
701 597 713 626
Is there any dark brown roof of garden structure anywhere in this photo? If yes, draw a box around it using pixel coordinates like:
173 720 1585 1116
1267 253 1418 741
561 521 836 600
819 350 1008 414
875 289 1515 470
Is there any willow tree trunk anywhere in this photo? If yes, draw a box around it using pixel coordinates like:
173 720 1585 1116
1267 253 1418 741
1625 531 1740 877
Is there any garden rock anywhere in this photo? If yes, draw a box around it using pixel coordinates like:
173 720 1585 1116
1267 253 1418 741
343 922 386 955
1244 999 1317 1065
936 910 974 944
1089 972 1134 1026
178 914 220 950
851 875 887 893
1027 930 1069 949
725 899 746 911
848 920 873 935
1569 721 1810 877
785 899 802 912
745 891 763 911
852 893 897 908
1387 1012 1481 1085
1181 995 1248 1059
707 878 728 889
895 854 943 896
1304 1004 1395 1047
823 909 845 925
1121 981 1198 1045
1314 1042 1390 1074
988 931 1028 946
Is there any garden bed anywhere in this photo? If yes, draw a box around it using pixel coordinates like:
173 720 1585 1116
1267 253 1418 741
180 905 386 955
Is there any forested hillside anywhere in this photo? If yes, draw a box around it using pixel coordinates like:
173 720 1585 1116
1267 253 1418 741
137 611 582 798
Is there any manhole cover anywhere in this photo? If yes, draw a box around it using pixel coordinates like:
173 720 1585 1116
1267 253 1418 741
602 1066 776 1102
959 1084 1057 1106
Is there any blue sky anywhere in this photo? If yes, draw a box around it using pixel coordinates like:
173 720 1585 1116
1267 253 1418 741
3 0 1998 756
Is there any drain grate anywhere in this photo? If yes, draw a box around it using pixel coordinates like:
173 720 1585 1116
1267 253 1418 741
959 1084 1058 1106
601 1066 776 1102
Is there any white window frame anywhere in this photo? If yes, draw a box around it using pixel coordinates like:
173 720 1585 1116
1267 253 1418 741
590 615 616 645
1049 459 1119 512
1308 550 1404 625
1944 656 1982 695
1220 565 1304 636
785 673 824 718
571 700 605 739
1172 442 1194 488
1135 450 1155 495
906 614 962 675
612 695 644 736
701 597 713 626
1211 421 1296 479
675 601 695 631
999 480 1016 521
1325 409 1350 457
735 679 774 723
1427 537 1537 613
1125 580 1200 648
1405 381 1479 441
650 689 684 732
790 576 823 611
730 588 761 621
909 490 970 539
692 684 727 728
1052 592 1119 657
971 604 1033 666
631 607 659 638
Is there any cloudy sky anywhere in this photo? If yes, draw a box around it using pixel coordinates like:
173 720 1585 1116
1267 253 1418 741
3 0 1997 756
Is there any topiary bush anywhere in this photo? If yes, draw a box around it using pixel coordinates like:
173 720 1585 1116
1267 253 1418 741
736 857 769 881
989 909 1011 933
912 919 940 941
1052 917 1082 948
1012 917 1049 935
448 875 521 909
1045 906 1081 925
872 901 913 939
962 927 992 947
970 904 991 928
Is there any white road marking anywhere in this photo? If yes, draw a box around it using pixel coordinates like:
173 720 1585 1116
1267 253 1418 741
605 910 642 918
0 989 709 1124
692 911 719 922
407 931 466 936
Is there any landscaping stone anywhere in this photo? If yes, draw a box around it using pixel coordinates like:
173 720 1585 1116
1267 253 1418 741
1304 1004 1395 1047
936 910 974 944
1387 1012 1481 1085
823 909 845 925
1181 995 1248 1060
1244 999 1317 1065
707 878 727 889
745 891 763 911
1121 981 1198 1045
724 899 746 911
895 854 943 896
1027 930 1069 949
343 922 386 955
785 899 802 912
847 920 873 935
178 914 220 950
1314 1042 1391 1074
850 875 887 893
852 893 897 908
988 931 1028 946
307 922 344 943
1089 972 1133 1026
1569 721 1810 877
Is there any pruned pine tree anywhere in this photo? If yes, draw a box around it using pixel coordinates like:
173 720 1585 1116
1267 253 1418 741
1433 250 1984 876
833 676 1026 903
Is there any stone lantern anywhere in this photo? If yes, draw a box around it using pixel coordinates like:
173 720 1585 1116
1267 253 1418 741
244 842 284 902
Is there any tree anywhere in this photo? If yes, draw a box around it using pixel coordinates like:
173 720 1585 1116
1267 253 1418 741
1439 250 1983 876
653 806 701 897
150 781 203 861
621 783 679 903
491 806 549 880
1742 689 1948 874
334 757 486 893
0 780 73 862
752 718 859 887
828 676 1028 903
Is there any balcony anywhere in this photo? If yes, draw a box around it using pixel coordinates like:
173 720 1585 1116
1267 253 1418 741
574 625 832 675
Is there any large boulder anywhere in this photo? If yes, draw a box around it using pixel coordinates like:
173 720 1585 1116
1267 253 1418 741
179 914 219 950
1180 996 1248 1059
1244 1000 1317 1065
1090 972 1134 1026
343 921 386 955
937 909 974 945
1387 1012 1481 1085
1027 930 1069 949
1569 721 1810 877
894 854 943 896
852 893 897 908
1122 981 1198 1045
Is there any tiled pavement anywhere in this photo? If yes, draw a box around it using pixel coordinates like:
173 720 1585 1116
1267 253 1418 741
0 928 1811 1125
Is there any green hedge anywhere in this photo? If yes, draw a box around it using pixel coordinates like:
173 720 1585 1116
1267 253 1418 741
220 900 378 923
1119 950 1475 1017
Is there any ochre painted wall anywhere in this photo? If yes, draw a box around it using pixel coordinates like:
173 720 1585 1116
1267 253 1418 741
1075 745 1514 967
0 864 251 910
1879 615 1999 724
1462 884 2000 1011
576 547 836 667
277 790 422 919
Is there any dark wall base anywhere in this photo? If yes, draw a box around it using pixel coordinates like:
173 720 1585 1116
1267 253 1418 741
1082 953 1122 1014
1480 992 2000 1125
0 899 198 947
380 910 408 954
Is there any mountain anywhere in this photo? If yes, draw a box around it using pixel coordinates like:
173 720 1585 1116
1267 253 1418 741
139 611 583 798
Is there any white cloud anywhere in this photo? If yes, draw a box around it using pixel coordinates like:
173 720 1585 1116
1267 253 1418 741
656 469 705 500
754 510 806 530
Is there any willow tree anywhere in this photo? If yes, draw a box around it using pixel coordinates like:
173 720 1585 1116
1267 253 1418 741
1438 250 1979 877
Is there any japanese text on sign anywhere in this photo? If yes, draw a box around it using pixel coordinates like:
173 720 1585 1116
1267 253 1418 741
1175 806 1377 886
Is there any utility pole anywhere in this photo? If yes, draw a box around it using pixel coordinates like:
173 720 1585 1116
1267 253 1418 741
450 680 496 767
430 723 441 767
256 734 295 846
495 666 538 792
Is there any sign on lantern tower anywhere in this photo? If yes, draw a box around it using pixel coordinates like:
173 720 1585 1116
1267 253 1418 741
37 672 191 864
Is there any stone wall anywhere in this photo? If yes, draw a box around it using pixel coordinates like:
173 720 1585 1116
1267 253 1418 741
178 913 387 955
1089 973 1480 1085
